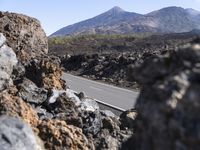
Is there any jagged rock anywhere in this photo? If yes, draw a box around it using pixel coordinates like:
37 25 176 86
102 117 120 132
0 88 39 127
45 90 81 127
12 62 26 82
0 116 43 150
0 33 6 46
0 11 48 63
37 119 91 150
35 106 54 120
0 34 18 91
18 78 48 105
95 129 120 150
25 57 66 90
94 129 133 150
122 40 200 150
101 110 117 118
48 89 80 105
120 109 137 129
47 90 102 135
81 110 102 136
101 110 120 132
80 98 99 112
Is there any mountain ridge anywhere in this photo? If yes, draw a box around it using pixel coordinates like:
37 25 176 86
51 6 200 37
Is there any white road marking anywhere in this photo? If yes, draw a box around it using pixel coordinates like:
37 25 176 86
95 99 125 112
68 89 125 111
62 73 139 110
89 86 103 91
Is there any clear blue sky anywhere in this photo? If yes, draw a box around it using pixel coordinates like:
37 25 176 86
0 0 200 35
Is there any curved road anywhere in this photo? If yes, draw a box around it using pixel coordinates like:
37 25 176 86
62 73 139 110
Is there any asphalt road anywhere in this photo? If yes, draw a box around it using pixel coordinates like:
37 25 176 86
62 73 139 110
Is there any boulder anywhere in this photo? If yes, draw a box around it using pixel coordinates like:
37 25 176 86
120 109 137 129
122 39 200 150
0 33 6 46
25 57 66 90
46 89 102 135
0 116 43 150
0 34 18 91
18 78 48 105
0 11 48 62
94 129 133 150
37 119 91 150
0 88 39 127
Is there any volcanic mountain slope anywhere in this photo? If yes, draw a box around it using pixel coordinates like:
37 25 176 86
51 6 200 36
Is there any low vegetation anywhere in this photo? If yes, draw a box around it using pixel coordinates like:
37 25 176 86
49 32 199 56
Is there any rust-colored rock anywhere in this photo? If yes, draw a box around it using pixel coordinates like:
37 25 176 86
0 11 48 63
25 57 66 90
40 59 65 89
0 88 39 127
37 119 91 150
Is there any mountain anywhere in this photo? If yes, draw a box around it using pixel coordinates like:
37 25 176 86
51 6 200 37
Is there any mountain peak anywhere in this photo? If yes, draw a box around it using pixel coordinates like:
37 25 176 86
109 6 125 13
51 6 200 37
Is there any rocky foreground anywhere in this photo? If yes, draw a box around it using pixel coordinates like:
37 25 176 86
0 11 200 150
0 12 135 150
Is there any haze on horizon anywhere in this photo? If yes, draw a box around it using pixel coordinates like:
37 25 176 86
0 0 200 35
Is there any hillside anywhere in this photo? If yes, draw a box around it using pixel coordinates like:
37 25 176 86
49 31 200 56
51 6 200 36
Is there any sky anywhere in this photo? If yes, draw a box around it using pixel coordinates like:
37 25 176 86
0 0 200 35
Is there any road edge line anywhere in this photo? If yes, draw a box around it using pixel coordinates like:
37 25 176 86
95 99 126 112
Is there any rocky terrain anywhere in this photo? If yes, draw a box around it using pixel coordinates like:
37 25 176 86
0 11 135 150
122 37 200 149
1 10 200 150
51 6 200 36
49 31 200 56
57 31 200 89
61 53 141 89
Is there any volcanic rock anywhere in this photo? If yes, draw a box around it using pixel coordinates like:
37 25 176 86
0 88 39 127
0 116 43 150
0 33 18 91
47 89 102 135
122 39 200 150
0 11 48 63
120 109 137 129
37 119 91 150
18 78 48 105
25 57 66 90
62 53 140 89
0 11 137 150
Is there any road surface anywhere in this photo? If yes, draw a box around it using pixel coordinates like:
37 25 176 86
62 73 139 110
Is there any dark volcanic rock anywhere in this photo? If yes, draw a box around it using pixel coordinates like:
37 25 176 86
46 90 102 135
12 62 26 82
0 116 43 150
122 39 200 150
18 78 48 105
94 129 132 150
0 11 48 63
62 53 140 89
120 109 137 129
